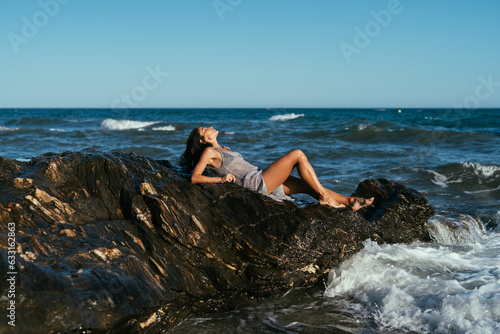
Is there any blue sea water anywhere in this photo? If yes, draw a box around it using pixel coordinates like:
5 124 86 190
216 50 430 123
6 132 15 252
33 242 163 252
1 108 499 333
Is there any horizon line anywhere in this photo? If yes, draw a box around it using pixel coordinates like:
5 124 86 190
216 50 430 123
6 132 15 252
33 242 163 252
1 107 499 110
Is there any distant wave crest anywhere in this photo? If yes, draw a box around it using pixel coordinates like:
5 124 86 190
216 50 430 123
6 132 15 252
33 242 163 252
0 126 17 131
269 113 305 121
101 118 160 130
152 125 175 131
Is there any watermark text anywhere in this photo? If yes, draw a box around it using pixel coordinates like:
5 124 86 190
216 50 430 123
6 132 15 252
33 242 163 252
213 0 243 21
6 222 17 327
111 65 169 108
340 0 406 63
8 0 71 54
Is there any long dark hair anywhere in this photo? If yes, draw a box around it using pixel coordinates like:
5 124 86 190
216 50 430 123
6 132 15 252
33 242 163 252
179 127 213 171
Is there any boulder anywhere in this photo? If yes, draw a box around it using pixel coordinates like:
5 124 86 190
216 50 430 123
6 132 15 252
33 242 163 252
352 178 433 243
0 150 433 333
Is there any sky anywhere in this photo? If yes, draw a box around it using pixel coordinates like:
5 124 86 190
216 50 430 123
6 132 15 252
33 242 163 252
1 0 499 109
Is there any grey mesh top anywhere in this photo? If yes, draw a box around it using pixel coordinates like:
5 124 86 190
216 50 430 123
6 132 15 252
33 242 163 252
209 148 291 201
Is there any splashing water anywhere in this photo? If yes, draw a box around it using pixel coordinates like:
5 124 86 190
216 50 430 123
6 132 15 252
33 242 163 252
325 216 500 334
428 215 486 244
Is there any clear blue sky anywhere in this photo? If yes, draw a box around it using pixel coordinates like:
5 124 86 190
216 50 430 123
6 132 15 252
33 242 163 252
1 0 499 108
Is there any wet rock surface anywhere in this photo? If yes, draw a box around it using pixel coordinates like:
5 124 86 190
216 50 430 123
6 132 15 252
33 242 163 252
352 178 434 244
0 150 434 333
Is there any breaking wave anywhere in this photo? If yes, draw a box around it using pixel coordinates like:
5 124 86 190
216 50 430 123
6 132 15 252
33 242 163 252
101 118 160 130
325 216 500 334
427 162 500 192
0 126 17 131
269 113 305 121
152 125 175 131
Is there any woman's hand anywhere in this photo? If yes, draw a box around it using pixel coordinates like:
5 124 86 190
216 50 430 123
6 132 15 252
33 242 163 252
221 173 235 183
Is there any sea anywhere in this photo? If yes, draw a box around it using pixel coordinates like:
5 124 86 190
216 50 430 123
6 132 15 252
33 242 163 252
1 108 499 334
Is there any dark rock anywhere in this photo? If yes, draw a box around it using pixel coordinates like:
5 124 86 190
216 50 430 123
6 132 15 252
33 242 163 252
352 178 434 243
0 150 433 333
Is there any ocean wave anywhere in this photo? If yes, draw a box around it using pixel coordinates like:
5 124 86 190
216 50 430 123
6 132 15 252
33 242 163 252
356 123 370 131
152 125 175 131
355 122 399 132
426 162 500 191
428 214 485 244
325 239 500 334
65 119 86 123
339 121 500 149
428 170 462 188
464 185 500 194
269 113 305 121
462 161 500 178
340 121 423 142
0 126 18 131
101 118 160 130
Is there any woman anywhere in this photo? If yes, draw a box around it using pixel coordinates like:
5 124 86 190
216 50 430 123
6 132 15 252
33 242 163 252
180 126 374 210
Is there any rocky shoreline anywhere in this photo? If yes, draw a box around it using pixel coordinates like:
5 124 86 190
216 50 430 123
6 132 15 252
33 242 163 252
0 149 434 333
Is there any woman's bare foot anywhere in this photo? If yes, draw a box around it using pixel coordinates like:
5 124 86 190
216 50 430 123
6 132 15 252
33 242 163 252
349 197 374 211
319 196 346 209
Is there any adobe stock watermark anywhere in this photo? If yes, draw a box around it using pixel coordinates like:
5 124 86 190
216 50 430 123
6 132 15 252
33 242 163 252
442 74 500 128
7 0 71 54
6 222 17 327
110 65 169 109
415 74 500 157
452 74 500 110
213 0 243 21
340 0 410 64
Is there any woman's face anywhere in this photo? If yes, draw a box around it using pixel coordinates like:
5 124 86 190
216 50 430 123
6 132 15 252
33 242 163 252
199 126 218 144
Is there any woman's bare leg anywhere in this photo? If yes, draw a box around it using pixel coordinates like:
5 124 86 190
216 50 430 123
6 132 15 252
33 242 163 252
279 175 343 205
261 150 373 210
261 150 332 204
281 175 374 210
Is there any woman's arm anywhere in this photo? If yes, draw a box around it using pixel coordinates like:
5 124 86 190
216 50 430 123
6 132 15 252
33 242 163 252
191 147 235 184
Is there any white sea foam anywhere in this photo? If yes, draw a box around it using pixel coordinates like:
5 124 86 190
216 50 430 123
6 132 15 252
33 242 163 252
101 118 160 130
357 123 369 131
494 211 500 232
428 170 463 188
152 125 175 131
325 217 500 334
355 123 389 132
269 113 304 121
0 126 17 131
462 162 500 179
465 185 500 194
428 215 485 244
